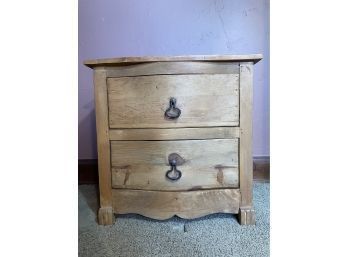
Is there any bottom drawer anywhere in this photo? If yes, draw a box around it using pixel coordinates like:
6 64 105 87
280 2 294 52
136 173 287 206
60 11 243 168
112 188 241 220
111 139 239 191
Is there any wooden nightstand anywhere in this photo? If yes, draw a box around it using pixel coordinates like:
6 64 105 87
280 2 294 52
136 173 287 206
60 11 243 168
84 54 262 225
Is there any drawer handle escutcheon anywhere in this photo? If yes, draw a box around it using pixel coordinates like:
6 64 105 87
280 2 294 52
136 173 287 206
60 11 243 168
166 159 182 181
164 97 181 119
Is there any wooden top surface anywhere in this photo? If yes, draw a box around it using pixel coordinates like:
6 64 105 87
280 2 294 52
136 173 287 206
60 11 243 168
84 54 263 68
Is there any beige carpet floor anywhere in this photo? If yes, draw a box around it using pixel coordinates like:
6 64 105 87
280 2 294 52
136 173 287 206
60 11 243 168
79 182 269 257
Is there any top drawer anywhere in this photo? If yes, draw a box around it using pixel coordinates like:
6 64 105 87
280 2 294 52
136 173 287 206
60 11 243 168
107 74 239 128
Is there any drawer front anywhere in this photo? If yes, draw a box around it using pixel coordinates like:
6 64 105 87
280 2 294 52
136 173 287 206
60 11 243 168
107 74 239 128
111 139 239 191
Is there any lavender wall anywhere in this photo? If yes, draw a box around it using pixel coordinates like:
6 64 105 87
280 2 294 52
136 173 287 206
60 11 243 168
79 0 269 159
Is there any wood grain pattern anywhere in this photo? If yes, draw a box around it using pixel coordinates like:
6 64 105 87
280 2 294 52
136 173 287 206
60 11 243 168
94 68 112 208
112 189 241 220
105 61 239 78
98 207 114 225
84 54 263 67
111 139 239 190
238 62 255 225
78 156 269 184
112 166 238 191
84 55 262 225
239 207 256 225
107 74 239 128
109 127 240 141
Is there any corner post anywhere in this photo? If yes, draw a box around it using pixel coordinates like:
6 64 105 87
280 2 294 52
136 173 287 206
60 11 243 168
94 68 114 225
238 62 255 225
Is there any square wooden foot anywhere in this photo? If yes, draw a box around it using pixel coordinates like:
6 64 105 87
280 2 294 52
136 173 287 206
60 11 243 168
238 207 255 225
98 207 115 225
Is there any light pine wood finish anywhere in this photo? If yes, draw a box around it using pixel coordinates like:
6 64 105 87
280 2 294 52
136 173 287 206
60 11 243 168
98 207 114 225
107 74 239 128
112 189 241 220
238 62 255 225
93 68 114 225
239 207 255 225
111 139 239 190
109 127 240 141
84 54 262 67
85 54 262 225
105 61 239 78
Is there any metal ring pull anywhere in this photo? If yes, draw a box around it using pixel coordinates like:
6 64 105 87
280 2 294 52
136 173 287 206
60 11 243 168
164 97 181 119
165 159 182 181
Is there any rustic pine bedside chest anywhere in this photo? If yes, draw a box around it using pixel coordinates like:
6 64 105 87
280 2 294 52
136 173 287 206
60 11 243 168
84 54 262 225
